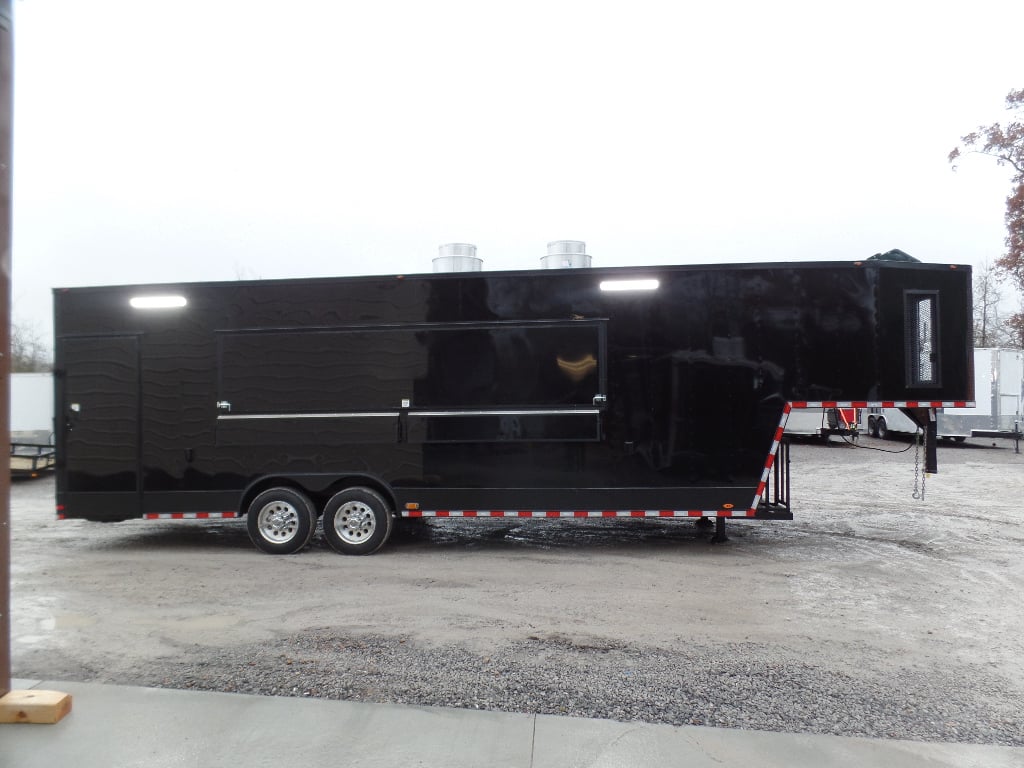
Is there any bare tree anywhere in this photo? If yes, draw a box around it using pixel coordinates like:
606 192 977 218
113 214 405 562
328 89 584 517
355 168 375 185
1005 301 1024 349
974 260 1002 346
10 319 51 372
971 263 1023 348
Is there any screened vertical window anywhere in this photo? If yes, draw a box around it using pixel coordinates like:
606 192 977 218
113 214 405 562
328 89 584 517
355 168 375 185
905 291 940 387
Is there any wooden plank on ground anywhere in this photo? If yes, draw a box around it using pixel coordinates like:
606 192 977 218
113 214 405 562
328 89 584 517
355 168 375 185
0 689 72 724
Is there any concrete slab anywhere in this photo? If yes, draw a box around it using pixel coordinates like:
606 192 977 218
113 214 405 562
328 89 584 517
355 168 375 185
1 680 535 768
12 679 44 688
2 680 1022 768
532 714 1024 768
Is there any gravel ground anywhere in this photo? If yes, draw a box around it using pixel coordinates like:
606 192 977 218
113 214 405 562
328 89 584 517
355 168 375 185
11 436 1024 746
133 631 1021 746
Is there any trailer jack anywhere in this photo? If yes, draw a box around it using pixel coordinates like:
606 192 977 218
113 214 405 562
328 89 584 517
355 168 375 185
711 516 728 544
901 407 938 474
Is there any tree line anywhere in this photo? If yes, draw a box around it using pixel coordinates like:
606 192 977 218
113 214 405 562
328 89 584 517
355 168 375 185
951 87 1024 348
11 319 51 373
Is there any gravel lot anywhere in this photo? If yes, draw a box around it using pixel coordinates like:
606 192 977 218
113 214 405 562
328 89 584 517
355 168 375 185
10 435 1024 746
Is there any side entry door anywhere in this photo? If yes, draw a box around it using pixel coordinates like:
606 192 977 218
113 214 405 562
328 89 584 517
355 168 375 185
58 335 141 494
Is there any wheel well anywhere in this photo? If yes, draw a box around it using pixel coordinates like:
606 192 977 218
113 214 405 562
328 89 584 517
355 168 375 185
239 476 397 518
239 478 309 518
318 477 397 515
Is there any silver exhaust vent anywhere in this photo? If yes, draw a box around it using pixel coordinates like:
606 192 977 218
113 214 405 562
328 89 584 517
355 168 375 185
541 240 591 269
433 243 482 273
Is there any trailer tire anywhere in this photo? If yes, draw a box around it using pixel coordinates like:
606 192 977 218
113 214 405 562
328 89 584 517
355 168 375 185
867 416 878 438
876 417 888 440
246 487 318 555
322 487 393 555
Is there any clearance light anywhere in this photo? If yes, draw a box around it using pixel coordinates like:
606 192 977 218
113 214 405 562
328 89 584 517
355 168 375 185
130 295 187 309
599 279 659 292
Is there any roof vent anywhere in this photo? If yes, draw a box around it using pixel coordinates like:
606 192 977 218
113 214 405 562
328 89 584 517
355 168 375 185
541 240 591 269
434 243 482 273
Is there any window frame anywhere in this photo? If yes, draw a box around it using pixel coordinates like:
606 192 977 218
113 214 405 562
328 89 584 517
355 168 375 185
903 290 941 389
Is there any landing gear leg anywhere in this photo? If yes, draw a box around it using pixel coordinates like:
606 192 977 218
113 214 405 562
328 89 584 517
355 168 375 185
711 516 729 544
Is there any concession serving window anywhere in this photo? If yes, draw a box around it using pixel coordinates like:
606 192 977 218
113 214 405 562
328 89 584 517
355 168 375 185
216 320 606 443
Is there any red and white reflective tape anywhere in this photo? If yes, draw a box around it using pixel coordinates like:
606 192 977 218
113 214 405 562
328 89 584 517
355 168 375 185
749 402 792 513
789 400 973 408
57 509 238 520
143 512 238 520
403 508 757 519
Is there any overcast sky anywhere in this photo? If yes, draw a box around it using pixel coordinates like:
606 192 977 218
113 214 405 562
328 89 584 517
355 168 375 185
11 0 1024 342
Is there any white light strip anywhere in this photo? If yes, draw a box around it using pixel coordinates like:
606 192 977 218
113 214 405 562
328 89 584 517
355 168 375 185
130 295 187 309
599 279 659 292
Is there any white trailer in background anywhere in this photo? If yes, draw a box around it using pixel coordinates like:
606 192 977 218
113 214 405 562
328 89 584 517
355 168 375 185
10 372 55 476
958 348 1024 448
865 348 1023 449
864 406 933 440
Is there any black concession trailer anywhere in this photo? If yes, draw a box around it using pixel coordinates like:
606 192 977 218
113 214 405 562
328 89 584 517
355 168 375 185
53 258 974 554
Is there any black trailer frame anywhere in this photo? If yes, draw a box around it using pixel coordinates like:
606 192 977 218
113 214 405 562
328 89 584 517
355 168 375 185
52 259 974 554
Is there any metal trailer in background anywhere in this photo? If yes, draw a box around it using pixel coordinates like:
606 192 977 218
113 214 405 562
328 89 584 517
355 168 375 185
52 258 975 554
865 348 1022 450
956 348 1023 449
865 407 937 440
9 372 55 477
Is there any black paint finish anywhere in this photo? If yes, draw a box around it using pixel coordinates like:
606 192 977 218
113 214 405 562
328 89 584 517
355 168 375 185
53 260 973 521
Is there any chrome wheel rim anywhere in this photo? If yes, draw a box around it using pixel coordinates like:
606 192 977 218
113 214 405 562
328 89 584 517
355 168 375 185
334 500 376 544
256 500 301 543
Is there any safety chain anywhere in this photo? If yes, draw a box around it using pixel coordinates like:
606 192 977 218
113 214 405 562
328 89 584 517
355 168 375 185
912 430 926 501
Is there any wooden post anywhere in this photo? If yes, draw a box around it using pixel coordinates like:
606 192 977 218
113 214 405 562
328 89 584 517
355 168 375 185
0 2 71 725
0 0 13 699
